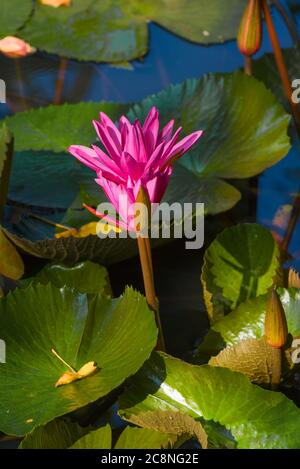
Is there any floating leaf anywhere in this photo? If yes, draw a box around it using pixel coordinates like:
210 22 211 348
114 426 177 450
201 223 280 323
19 418 89 449
194 288 300 362
123 410 208 449
70 424 112 449
209 337 274 386
19 0 247 63
0 228 24 280
23 261 111 296
4 102 129 153
128 72 290 180
69 424 177 450
253 46 300 108
3 227 140 266
0 0 33 37
119 352 300 449
0 284 157 435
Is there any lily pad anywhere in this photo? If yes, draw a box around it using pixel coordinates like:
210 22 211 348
0 0 32 37
19 418 90 449
119 352 300 449
128 72 291 181
70 424 112 449
253 46 300 108
201 223 280 323
194 288 300 362
4 102 129 153
19 0 247 63
23 261 111 296
0 284 157 436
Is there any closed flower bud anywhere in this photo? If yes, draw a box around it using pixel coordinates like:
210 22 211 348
265 290 288 348
237 0 262 56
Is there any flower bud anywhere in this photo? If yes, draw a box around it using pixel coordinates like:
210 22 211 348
0 36 35 58
40 0 71 7
237 0 262 56
265 290 288 348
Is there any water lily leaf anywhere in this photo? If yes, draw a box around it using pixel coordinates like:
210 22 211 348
3 227 139 266
201 223 280 323
253 46 300 108
128 72 291 180
209 337 274 386
19 0 246 63
23 261 111 296
4 102 129 153
279 287 300 337
194 288 300 363
0 0 33 37
122 410 207 449
0 228 24 280
8 150 94 210
0 284 157 436
114 426 177 450
119 352 300 449
19 418 90 449
69 424 177 449
70 425 112 449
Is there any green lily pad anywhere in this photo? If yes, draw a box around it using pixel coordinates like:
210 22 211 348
19 418 90 449
4 102 129 153
253 46 300 108
119 352 300 449
128 72 291 180
19 0 247 63
23 261 111 296
201 223 280 323
0 0 32 37
194 288 300 363
70 424 112 449
114 426 177 450
0 284 157 436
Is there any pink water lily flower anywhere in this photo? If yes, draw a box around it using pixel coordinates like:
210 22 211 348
68 107 203 231
0 36 35 58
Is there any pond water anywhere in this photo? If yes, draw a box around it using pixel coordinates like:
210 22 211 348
0 3 299 354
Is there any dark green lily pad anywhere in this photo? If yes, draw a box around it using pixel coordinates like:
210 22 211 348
0 284 157 436
23 261 111 296
19 0 247 63
119 352 300 449
0 0 32 37
201 223 280 323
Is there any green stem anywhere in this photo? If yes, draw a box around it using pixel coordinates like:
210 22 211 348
0 136 14 223
137 235 166 352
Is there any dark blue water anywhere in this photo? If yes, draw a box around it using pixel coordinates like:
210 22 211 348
0 1 299 269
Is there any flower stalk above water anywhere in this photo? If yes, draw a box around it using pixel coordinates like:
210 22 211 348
68 107 203 350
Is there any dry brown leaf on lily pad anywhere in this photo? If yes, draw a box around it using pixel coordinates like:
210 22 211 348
52 349 98 388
